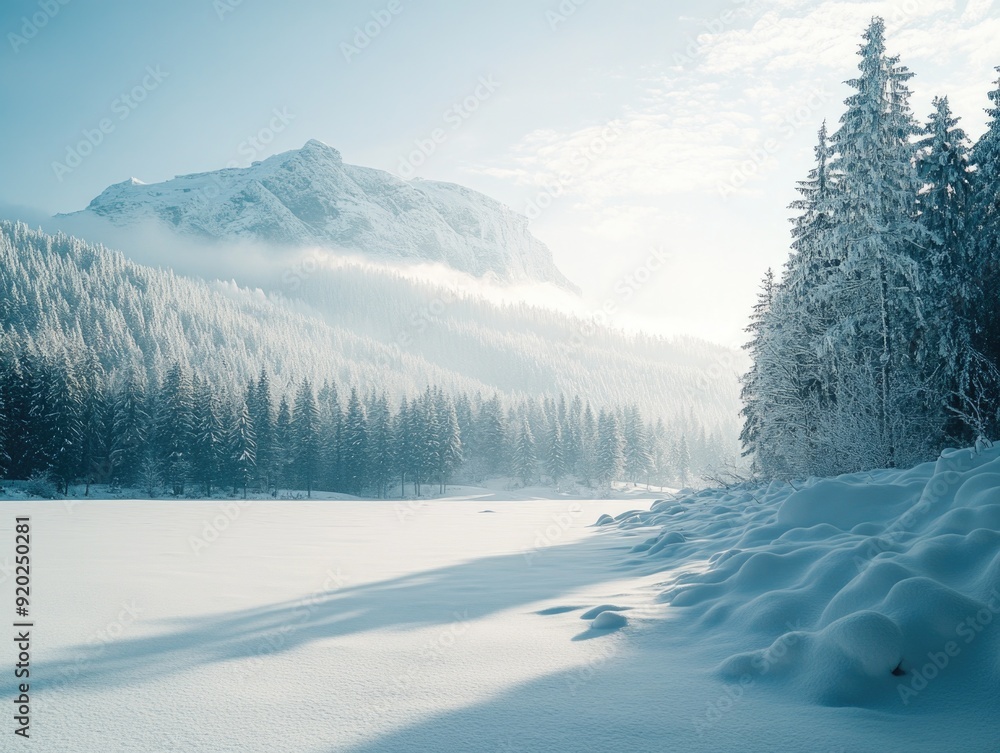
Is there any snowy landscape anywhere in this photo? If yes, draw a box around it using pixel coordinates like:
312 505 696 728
2 1 1000 751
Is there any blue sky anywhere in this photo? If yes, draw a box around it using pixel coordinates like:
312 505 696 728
1 0 998 344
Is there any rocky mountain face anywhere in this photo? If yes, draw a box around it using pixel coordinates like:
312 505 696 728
64 139 577 291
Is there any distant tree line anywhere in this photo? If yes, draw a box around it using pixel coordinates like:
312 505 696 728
0 337 726 497
741 19 1000 478
0 221 741 448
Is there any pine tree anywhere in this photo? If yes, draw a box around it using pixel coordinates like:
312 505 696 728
595 409 625 488
367 392 395 498
739 269 777 473
341 387 369 495
674 435 692 488
623 404 652 485
822 16 930 470
970 68 1000 436
110 367 148 487
5 353 38 479
317 380 342 492
512 416 537 486
249 368 274 493
230 400 257 499
564 395 583 472
578 401 597 486
478 395 508 477
39 353 83 494
916 95 984 439
77 349 107 495
395 397 414 496
155 363 194 496
274 396 293 493
543 415 566 485
766 123 838 476
191 377 226 496
292 380 321 497
436 394 463 493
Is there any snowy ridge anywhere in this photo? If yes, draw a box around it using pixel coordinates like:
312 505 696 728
613 445 1000 709
61 139 578 292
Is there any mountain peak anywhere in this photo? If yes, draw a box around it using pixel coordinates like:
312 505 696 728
62 144 579 292
298 139 343 164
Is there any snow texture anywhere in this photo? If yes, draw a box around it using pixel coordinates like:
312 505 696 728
618 444 1000 713
3 449 999 751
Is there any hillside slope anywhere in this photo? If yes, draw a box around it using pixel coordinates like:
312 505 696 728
0 222 741 440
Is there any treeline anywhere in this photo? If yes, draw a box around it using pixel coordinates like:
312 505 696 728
741 18 1000 478
0 221 741 439
0 337 726 497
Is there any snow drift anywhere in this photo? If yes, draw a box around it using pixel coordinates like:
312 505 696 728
616 445 1000 709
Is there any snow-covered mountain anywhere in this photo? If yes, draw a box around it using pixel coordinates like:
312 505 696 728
62 139 578 291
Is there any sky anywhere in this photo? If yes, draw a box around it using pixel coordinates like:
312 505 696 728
0 0 998 346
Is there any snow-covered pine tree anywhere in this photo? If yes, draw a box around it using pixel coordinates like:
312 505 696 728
578 401 597 486
341 386 370 496
453 392 475 477
394 397 414 496
970 68 1000 436
229 399 257 499
564 395 583 473
77 349 107 495
110 367 149 487
191 376 226 497
274 395 292 493
4 353 36 479
404 395 427 495
512 415 537 486
674 435 692 488
739 269 778 475
415 389 440 495
821 16 931 470
249 368 275 493
367 391 395 498
650 418 669 488
595 408 625 488
317 380 342 493
155 363 194 496
765 123 839 477
623 404 652 485
38 352 84 494
916 95 987 440
292 380 321 497
477 394 508 478
435 393 463 493
543 414 566 486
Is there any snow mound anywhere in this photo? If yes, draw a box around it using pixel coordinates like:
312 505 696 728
580 605 631 620
609 445 1000 708
590 611 629 630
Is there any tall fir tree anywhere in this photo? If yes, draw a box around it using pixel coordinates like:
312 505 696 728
230 400 257 499
512 415 537 486
341 387 370 496
916 95 985 439
595 409 625 488
292 380 321 497
820 16 930 470
155 363 194 496
110 367 149 487
970 68 1000 436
